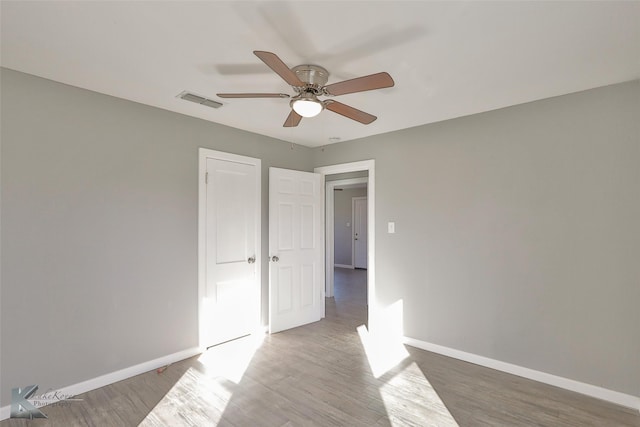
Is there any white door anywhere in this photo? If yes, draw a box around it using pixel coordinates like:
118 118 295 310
203 154 260 348
353 196 368 269
269 167 324 333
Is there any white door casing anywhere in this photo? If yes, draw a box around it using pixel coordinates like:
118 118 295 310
353 196 368 269
269 167 324 333
315 160 376 330
199 149 261 349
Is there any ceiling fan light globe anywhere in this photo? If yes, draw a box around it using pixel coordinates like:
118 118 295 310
292 99 323 118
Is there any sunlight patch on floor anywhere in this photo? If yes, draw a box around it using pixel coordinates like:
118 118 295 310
379 362 459 427
358 299 408 378
140 366 233 426
357 324 409 378
139 334 264 426
359 299 460 425
197 332 265 384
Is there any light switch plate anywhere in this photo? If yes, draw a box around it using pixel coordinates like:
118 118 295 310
388 222 395 233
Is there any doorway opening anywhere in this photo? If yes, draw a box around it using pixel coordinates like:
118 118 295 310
324 176 368 295
315 160 376 330
327 176 368 324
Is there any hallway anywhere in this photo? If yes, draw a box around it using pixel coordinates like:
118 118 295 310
327 267 368 327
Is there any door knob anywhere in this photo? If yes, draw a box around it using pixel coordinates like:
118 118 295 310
271 255 279 262
247 256 256 264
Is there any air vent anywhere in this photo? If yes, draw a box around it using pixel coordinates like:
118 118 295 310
177 91 222 109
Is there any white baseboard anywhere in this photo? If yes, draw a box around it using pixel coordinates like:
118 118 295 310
335 264 354 269
403 336 640 413
0 346 201 421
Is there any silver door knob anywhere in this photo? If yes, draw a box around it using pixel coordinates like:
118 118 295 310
271 255 279 262
247 256 256 264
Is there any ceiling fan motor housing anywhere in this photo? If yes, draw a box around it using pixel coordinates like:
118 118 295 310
292 65 329 94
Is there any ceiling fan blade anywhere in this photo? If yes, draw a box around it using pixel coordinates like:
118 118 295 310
217 93 290 98
283 110 303 127
254 51 305 87
325 101 377 124
324 72 394 96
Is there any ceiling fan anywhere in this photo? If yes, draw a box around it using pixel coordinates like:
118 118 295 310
217 51 395 127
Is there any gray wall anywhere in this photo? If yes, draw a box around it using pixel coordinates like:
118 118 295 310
2 67 638 405
334 188 367 266
0 68 313 406
314 80 640 397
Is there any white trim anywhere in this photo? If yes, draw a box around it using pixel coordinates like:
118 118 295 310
403 336 640 413
198 148 262 350
317 172 326 319
323 177 367 297
316 160 374 175
315 161 376 330
0 347 201 421
335 264 354 269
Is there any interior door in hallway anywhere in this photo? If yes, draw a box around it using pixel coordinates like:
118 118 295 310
353 196 368 269
269 167 324 333
203 155 260 348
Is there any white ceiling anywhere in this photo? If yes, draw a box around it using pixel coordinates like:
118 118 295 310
2 1 639 148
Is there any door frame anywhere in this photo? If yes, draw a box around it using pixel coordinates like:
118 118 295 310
198 148 261 351
352 196 368 269
323 177 368 297
315 160 375 326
